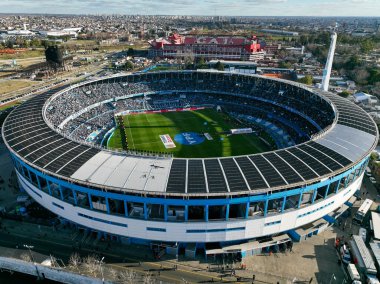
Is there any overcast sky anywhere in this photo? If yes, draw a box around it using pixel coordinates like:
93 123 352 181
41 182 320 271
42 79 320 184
1 0 380 16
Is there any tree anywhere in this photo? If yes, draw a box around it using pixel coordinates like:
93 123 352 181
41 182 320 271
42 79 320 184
298 75 313 85
20 253 32 262
353 68 369 85
68 253 81 271
278 61 292 69
127 47 134 57
119 269 137 284
368 68 380 85
196 56 205 65
316 32 330 44
195 56 207 69
371 152 379 161
30 38 41 47
344 55 362 70
83 255 100 277
143 273 154 284
108 268 118 280
299 35 309 46
215 61 224 71
5 40 14 49
361 39 375 54
62 35 71 42
338 91 350 98
124 60 134 71
372 82 380 96
183 51 195 67
41 40 51 49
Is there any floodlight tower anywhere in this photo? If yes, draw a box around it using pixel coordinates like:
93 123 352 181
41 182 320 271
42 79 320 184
321 23 338 92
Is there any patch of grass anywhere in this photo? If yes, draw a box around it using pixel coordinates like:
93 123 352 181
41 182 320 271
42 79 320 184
108 109 271 158
0 49 44 60
0 100 21 110
148 65 182 72
0 80 39 98
99 44 149 52
62 40 97 46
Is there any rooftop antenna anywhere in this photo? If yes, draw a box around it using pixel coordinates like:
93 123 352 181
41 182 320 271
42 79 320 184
320 22 338 92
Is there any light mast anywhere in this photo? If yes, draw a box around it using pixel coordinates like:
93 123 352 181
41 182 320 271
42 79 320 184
321 23 338 92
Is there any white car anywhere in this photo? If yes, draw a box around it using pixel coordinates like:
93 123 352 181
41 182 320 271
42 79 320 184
370 177 376 184
366 171 372 177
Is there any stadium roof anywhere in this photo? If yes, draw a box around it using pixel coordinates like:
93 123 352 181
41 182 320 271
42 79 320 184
2 71 378 197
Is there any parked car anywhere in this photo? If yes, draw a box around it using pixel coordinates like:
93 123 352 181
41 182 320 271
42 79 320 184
370 177 376 184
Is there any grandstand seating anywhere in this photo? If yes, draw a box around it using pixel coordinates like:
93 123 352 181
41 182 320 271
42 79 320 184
45 72 335 148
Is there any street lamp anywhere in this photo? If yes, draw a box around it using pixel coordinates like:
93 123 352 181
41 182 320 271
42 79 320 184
23 244 35 262
99 256 105 283
329 273 336 284
23 244 39 279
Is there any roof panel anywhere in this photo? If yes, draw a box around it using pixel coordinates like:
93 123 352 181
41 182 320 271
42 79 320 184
286 147 332 176
299 144 342 171
58 148 100 177
235 156 268 190
249 155 286 187
308 141 351 167
220 158 248 192
263 152 303 184
187 160 207 193
279 150 318 180
204 159 228 193
166 159 187 193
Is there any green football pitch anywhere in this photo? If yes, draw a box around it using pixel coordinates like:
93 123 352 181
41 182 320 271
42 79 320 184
108 108 271 158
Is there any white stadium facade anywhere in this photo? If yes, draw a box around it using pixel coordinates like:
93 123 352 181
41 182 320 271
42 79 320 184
2 71 378 257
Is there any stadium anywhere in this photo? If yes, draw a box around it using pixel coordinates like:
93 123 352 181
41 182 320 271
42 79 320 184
2 70 378 258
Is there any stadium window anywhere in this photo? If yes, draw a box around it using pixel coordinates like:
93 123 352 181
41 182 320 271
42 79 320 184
21 166 29 180
147 204 165 221
109 198 126 216
338 176 347 192
75 191 90 209
353 168 361 182
248 201 265 218
299 191 313 208
283 195 299 211
267 198 284 215
38 176 49 194
208 205 227 221
14 160 21 173
327 181 339 197
167 205 185 222
29 171 38 187
127 202 144 219
358 165 365 176
29 171 39 188
346 170 355 186
361 163 367 175
228 204 246 219
91 195 107 212
188 206 205 222
314 186 327 202
61 186 75 205
48 181 61 199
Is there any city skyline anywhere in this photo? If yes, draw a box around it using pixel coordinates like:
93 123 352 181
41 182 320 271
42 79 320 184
1 0 380 17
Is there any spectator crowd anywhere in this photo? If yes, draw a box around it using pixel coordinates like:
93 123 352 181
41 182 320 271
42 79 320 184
44 72 336 147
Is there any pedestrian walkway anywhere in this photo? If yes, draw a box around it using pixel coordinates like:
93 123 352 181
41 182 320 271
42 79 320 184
0 217 300 283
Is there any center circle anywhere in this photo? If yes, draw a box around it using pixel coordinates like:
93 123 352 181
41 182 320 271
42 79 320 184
174 132 205 146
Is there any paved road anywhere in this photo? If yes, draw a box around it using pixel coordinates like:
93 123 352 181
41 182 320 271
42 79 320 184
0 224 240 284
